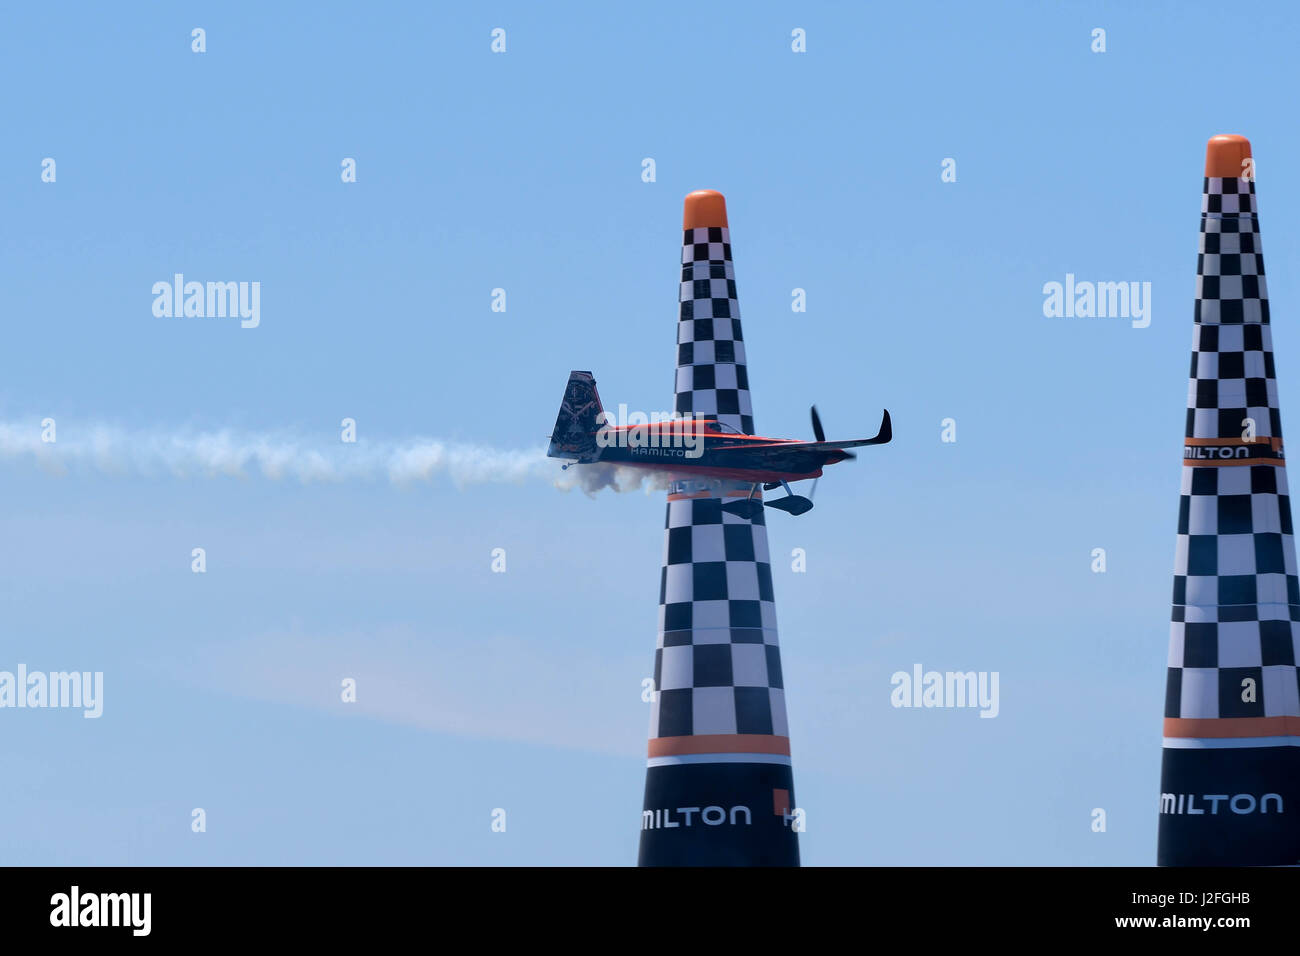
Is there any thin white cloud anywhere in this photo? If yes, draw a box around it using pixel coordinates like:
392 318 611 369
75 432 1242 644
162 627 648 758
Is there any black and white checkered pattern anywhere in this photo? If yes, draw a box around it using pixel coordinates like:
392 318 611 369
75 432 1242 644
647 224 789 744
649 496 784 738
1166 175 1300 723
674 227 754 436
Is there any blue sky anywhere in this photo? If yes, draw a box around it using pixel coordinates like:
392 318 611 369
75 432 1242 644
4 0 1300 865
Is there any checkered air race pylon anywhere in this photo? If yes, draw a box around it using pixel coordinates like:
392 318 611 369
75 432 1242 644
1158 135 1300 866
638 191 799 866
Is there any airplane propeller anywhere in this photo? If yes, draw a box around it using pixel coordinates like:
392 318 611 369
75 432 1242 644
811 405 855 460
809 404 852 502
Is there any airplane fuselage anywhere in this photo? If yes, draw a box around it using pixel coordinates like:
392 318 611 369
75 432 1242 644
589 424 846 483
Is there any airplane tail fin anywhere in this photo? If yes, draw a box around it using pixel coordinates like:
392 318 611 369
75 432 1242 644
548 371 605 462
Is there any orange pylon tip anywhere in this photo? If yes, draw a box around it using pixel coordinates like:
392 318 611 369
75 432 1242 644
683 190 728 229
1205 134 1252 178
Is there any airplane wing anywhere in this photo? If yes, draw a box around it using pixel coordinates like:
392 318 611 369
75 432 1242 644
818 408 891 449
706 443 832 474
709 410 891 473
748 409 893 454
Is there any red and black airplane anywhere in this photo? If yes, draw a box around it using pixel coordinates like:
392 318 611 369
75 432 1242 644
547 371 890 517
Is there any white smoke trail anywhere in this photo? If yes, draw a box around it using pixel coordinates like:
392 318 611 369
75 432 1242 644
0 420 666 495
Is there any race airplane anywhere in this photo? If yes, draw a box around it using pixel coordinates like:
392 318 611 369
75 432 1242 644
547 370 891 517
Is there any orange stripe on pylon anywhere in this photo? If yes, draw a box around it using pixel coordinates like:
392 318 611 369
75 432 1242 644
648 734 791 757
666 489 758 501
1184 437 1282 450
1164 716 1300 738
